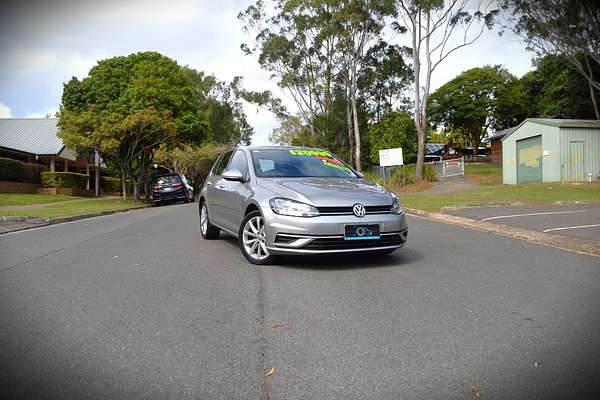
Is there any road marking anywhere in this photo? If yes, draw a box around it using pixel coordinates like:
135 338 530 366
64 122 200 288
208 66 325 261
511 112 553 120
543 224 600 233
481 210 589 221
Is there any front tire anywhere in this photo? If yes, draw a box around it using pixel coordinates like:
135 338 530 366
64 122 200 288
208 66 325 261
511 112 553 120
239 210 277 265
200 201 220 239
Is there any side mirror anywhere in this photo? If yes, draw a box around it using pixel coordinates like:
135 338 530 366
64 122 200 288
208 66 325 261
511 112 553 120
222 169 245 182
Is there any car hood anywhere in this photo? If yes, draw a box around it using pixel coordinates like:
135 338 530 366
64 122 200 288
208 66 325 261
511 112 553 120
256 177 392 206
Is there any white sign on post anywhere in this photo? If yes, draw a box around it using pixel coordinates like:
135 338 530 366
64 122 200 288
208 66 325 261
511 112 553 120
378 148 404 167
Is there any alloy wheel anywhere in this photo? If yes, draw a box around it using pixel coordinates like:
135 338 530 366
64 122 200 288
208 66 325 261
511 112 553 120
200 204 208 236
242 216 270 261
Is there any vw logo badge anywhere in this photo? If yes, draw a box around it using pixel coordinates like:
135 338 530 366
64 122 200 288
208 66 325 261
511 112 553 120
353 203 366 218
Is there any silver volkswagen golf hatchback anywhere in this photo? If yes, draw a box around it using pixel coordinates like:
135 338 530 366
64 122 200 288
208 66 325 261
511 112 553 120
199 146 408 264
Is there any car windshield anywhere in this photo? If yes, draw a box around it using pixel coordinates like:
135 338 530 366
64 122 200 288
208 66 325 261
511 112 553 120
250 148 357 178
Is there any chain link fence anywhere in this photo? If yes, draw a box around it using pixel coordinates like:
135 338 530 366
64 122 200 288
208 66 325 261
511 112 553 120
425 157 464 178
371 157 464 183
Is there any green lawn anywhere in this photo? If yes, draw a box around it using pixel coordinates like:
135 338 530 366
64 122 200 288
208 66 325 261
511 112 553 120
399 183 600 212
0 193 83 206
464 162 503 185
0 198 146 219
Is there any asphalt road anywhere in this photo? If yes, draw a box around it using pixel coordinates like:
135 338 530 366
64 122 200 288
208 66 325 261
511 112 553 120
1 203 599 400
444 204 600 241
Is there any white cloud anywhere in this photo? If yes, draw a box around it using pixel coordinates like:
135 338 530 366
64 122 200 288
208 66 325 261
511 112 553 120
104 0 203 23
0 102 12 118
1 46 109 82
25 107 59 118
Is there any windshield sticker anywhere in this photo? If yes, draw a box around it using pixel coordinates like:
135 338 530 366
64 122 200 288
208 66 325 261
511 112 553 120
289 149 333 157
288 149 352 173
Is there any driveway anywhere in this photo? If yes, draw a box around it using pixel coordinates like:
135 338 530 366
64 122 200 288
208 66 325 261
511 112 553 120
444 203 600 241
1 204 599 399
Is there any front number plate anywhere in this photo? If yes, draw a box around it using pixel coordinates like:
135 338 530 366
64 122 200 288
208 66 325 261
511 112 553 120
344 224 380 240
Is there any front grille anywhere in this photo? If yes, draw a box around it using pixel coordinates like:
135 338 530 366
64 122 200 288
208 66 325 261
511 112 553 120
301 231 406 250
316 205 392 215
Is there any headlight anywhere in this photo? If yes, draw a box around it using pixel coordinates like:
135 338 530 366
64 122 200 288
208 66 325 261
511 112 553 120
390 193 403 214
269 197 319 217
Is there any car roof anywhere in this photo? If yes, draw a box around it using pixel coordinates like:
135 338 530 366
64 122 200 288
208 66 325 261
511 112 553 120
238 145 330 152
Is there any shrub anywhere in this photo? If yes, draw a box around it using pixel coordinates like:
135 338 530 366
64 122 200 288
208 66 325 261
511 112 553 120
423 164 438 182
101 177 122 193
0 157 47 183
362 170 384 185
41 172 89 189
391 164 416 186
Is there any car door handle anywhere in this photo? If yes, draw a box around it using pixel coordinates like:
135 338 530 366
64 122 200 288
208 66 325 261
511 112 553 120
217 184 225 189
206 182 212 186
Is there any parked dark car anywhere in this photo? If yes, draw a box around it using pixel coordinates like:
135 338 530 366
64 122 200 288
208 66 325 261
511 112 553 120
152 173 194 205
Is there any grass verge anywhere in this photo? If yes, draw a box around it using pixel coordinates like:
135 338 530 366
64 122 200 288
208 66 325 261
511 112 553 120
464 163 503 185
0 198 147 219
399 183 600 212
0 193 83 206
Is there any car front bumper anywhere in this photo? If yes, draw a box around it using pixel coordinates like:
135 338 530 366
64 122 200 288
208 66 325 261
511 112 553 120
262 208 408 255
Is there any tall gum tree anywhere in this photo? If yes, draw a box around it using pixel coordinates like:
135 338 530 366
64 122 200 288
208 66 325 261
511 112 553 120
502 0 600 118
394 0 498 180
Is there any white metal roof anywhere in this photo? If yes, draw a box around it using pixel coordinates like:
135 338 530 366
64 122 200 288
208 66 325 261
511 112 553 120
0 118 64 156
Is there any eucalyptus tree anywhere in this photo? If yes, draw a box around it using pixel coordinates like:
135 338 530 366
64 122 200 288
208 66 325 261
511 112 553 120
335 0 397 169
394 0 498 180
239 0 397 170
502 0 600 118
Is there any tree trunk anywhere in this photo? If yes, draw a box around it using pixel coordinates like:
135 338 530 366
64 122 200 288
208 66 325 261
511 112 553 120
415 119 426 181
121 170 127 200
346 97 355 167
350 60 361 171
583 56 600 119
588 80 600 119
351 93 361 171
133 180 139 201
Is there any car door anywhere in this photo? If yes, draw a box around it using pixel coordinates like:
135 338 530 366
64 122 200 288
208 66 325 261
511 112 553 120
219 149 251 233
205 151 233 227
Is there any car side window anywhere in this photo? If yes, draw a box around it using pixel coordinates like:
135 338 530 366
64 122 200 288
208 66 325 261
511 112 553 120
225 150 249 177
213 151 233 176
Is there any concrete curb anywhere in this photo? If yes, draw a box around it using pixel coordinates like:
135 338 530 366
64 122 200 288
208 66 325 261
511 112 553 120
406 208 600 258
47 206 149 225
0 205 149 234
0 216 49 224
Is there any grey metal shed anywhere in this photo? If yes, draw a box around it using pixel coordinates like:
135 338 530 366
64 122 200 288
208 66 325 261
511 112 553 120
502 119 600 184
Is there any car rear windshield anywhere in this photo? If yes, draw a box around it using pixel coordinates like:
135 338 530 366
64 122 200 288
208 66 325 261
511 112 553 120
154 175 181 185
250 149 357 178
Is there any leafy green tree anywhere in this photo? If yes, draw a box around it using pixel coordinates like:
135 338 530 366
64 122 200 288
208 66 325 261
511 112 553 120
269 116 305 145
358 40 413 122
186 71 254 145
520 54 600 119
367 110 418 164
429 66 523 159
59 52 207 199
502 0 600 117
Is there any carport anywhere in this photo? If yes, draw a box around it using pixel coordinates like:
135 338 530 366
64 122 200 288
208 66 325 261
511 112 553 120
502 118 600 184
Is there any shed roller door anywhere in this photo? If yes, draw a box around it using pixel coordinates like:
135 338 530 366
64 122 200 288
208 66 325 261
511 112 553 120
517 135 542 183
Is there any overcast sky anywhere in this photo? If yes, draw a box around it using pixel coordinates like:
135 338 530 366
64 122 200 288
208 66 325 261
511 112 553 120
0 0 536 144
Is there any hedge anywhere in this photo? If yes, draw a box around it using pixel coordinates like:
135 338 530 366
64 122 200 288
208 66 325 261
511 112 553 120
0 157 47 183
101 177 122 193
41 172 89 189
